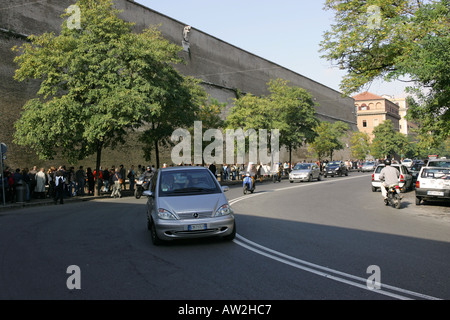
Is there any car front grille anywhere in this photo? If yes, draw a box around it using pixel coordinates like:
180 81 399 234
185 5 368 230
177 211 213 220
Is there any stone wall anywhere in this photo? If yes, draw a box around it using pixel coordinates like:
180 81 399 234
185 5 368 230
0 0 356 170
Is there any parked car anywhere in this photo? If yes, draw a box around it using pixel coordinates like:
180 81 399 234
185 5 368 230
410 162 425 188
426 158 450 168
143 166 236 245
360 161 376 172
289 163 322 183
401 158 413 168
371 164 413 193
415 166 450 205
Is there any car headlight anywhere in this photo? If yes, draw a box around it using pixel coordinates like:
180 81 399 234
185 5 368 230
335 168 339 171
158 208 176 220
215 204 233 217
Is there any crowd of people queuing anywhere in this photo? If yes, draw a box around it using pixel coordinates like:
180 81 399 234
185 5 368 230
0 164 154 204
1 159 366 204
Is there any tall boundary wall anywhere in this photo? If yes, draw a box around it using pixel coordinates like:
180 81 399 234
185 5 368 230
0 0 357 169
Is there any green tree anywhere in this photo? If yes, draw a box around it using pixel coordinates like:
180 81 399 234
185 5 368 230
12 0 200 194
370 120 405 159
139 76 208 168
308 121 349 161
226 79 319 164
320 0 450 141
350 131 371 160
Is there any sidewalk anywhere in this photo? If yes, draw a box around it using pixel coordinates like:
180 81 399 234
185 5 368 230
0 176 280 213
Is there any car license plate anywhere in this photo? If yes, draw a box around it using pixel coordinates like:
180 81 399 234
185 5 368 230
188 224 207 231
427 191 444 196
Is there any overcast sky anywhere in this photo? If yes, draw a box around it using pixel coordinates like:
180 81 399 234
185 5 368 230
135 0 410 99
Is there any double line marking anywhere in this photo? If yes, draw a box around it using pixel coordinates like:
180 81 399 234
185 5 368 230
229 176 442 300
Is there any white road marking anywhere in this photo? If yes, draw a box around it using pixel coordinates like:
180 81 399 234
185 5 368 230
229 175 442 300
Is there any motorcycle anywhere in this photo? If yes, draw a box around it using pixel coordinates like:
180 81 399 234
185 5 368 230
135 174 150 199
243 173 255 195
384 184 402 209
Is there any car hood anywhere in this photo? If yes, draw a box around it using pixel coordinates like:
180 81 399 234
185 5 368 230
158 193 225 214
291 169 311 174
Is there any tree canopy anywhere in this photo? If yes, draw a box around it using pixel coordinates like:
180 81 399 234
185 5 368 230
226 79 319 164
12 0 205 194
320 0 450 141
308 121 349 161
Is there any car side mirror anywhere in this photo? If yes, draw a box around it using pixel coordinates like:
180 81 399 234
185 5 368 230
221 186 229 193
143 190 154 197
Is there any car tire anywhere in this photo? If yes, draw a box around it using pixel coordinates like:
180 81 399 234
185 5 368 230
150 220 164 246
308 175 312 182
416 197 421 205
345 171 348 176
318 174 322 181
372 186 377 192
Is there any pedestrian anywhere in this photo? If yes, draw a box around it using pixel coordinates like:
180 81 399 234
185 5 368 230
35 167 46 199
119 164 126 190
111 168 122 198
102 167 110 192
127 165 136 192
86 167 94 195
28 166 37 199
54 170 65 204
75 166 86 196
208 163 216 178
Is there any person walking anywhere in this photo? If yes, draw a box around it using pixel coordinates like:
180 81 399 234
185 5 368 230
86 167 94 195
128 165 136 192
75 166 86 196
35 167 46 199
54 170 65 205
111 168 122 199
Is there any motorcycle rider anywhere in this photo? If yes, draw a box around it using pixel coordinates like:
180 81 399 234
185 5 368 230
379 159 400 200
142 166 154 189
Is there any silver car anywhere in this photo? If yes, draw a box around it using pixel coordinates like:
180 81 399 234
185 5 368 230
143 166 235 245
289 163 322 183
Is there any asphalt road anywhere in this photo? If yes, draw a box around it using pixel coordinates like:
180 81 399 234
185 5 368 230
0 172 449 300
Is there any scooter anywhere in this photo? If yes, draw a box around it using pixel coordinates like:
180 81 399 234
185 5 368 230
135 175 150 199
243 173 255 195
384 184 402 209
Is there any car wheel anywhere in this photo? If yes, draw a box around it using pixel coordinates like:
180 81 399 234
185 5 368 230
415 197 421 205
150 220 164 246
290 180 294 183
223 222 236 241
372 186 377 192
324 175 327 178
318 174 322 181
345 171 348 176
308 175 312 182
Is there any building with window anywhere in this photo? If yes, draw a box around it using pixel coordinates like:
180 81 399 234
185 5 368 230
353 92 401 140
387 96 418 136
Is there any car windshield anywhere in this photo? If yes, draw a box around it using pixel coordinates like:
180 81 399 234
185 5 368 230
421 168 450 179
411 164 423 171
427 161 450 168
375 165 400 174
294 164 311 170
364 162 375 165
328 161 340 166
159 169 220 197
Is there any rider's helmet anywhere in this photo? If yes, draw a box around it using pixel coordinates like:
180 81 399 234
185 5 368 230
384 159 391 166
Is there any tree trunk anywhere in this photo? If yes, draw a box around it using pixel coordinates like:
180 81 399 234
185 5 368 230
154 139 160 169
94 141 103 197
